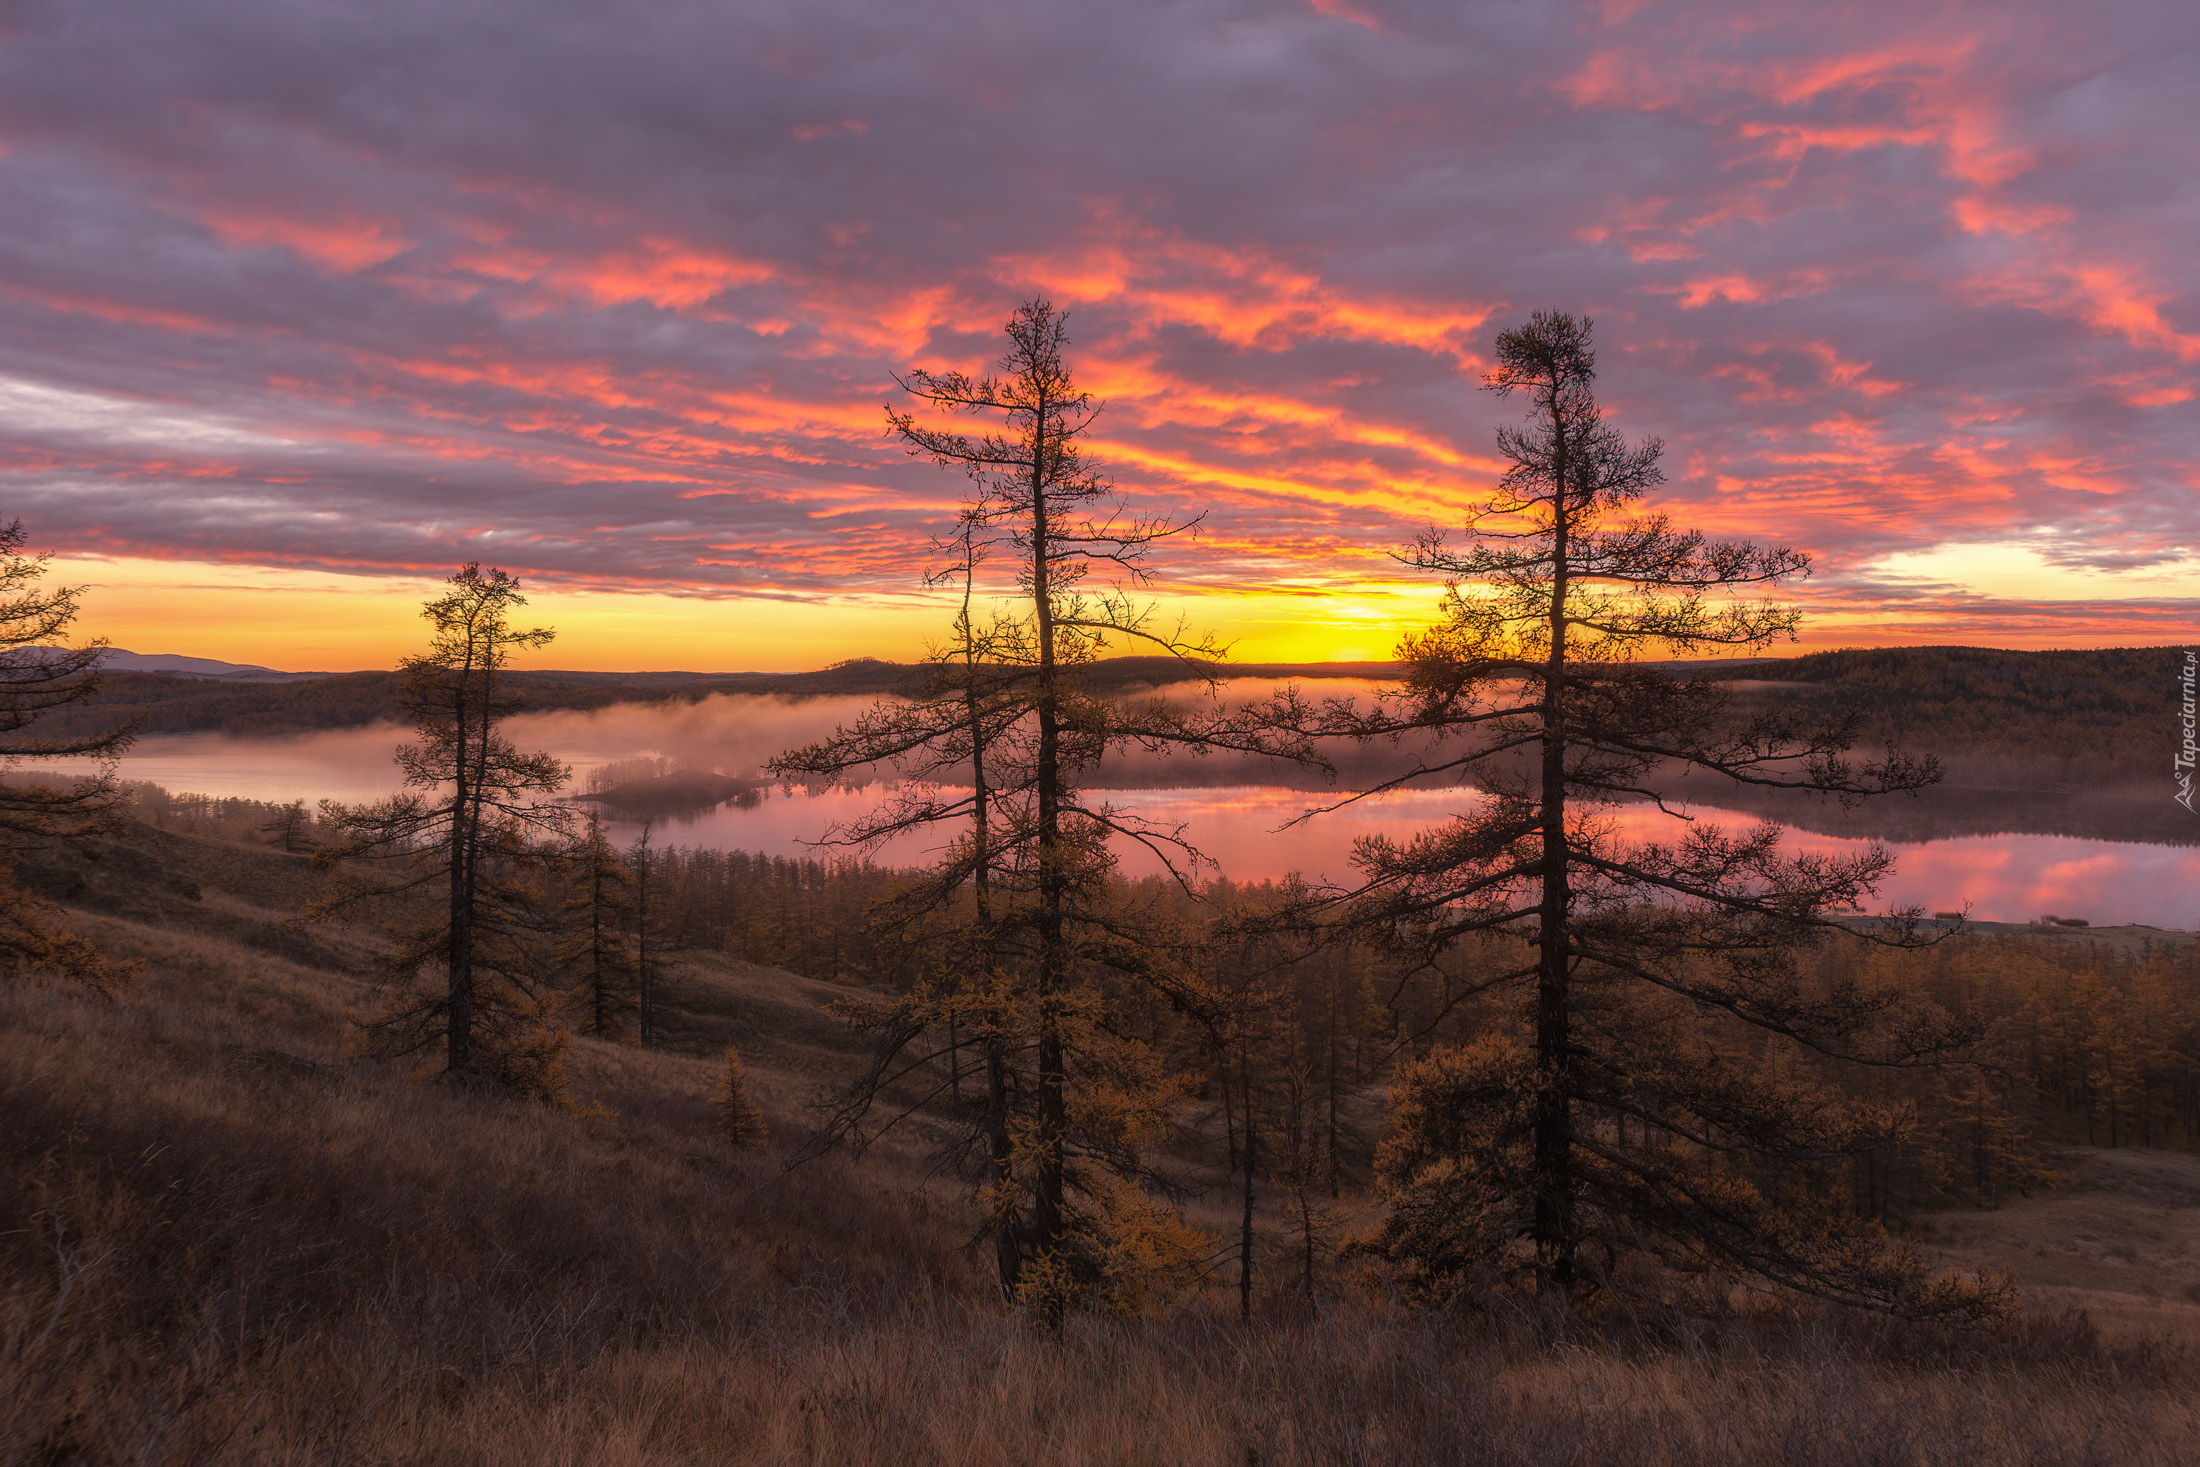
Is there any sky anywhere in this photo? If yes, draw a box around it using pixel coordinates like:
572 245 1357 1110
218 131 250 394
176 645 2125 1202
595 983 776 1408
0 0 2194 671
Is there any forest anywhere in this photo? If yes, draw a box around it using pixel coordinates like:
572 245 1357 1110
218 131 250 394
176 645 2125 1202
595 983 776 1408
110 784 2200 1221
1724 645 2177 788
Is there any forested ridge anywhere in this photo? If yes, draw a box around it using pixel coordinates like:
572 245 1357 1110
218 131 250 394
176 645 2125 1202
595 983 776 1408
103 784 2200 1223
39 647 2188 792
1723 646 2182 786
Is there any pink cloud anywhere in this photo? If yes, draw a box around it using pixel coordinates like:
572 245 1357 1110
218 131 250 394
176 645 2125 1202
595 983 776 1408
0 0 2187 640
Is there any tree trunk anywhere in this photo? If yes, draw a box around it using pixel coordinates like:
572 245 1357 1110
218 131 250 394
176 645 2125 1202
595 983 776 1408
1326 970 1342 1198
1532 382 1575 1291
447 662 476 1076
986 1038 1020 1297
1240 1041 1257 1323
948 1013 962 1107
634 835 653 1046
1028 395 1068 1301
591 858 608 1034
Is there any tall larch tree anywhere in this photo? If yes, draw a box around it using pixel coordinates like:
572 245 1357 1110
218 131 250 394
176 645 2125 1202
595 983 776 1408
627 822 668 1046
1319 313 2003 1317
557 811 641 1039
775 300 1299 1315
0 520 135 992
315 564 573 1093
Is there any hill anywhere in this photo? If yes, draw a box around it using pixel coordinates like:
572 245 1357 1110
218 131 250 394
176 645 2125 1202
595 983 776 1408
1720 646 2182 787
8 818 2200 1460
89 648 335 682
6 817 2198 1462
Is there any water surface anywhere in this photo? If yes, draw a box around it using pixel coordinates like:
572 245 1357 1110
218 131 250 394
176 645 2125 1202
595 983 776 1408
78 695 2200 931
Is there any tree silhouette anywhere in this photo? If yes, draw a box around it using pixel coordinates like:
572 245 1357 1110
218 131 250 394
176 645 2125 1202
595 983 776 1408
0 520 134 992
259 798 315 854
315 565 573 1093
557 811 640 1040
627 822 668 1047
776 301 1301 1314
717 1045 768 1148
1315 313 2000 1317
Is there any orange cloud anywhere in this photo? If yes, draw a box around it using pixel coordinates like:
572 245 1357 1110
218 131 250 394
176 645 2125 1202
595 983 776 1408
1307 0 1382 31
1000 229 1500 359
450 236 773 311
0 284 230 334
202 208 413 272
1965 259 2200 363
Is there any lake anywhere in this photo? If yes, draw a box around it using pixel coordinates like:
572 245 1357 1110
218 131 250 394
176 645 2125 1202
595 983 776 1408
77 691 2200 931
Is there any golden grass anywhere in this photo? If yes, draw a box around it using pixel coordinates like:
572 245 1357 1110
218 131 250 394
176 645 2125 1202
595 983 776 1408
1916 1148 2200 1347
6 824 2200 1464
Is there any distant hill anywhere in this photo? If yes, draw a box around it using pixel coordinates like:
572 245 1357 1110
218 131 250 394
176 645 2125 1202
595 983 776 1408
20 647 335 683
1716 645 2180 787
94 649 335 683
28 654 1401 741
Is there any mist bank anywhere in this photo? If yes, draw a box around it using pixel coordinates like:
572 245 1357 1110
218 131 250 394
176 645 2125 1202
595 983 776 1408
62 670 2193 853
36 658 1397 745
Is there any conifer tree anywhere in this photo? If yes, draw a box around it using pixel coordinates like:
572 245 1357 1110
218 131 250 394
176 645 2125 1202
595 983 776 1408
628 822 667 1046
1318 313 2002 1317
557 811 640 1039
260 798 314 854
717 1045 768 1147
776 301 1299 1314
315 564 573 1094
0 520 134 992
1193 887 1314 1320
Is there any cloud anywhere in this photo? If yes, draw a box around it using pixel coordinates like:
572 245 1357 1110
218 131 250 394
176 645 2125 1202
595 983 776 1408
0 0 2192 641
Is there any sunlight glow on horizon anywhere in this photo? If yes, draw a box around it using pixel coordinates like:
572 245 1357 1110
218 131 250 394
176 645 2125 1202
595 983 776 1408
1857 540 2200 603
56 553 2188 674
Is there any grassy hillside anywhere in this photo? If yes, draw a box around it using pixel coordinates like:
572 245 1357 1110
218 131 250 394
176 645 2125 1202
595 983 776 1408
7 822 2200 1462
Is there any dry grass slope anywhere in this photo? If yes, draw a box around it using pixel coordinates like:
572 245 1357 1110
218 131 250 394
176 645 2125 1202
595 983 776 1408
1919 1149 2200 1345
5 823 2200 1465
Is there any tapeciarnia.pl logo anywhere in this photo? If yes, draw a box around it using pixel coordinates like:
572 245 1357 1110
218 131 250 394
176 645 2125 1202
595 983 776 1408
2178 648 2197 813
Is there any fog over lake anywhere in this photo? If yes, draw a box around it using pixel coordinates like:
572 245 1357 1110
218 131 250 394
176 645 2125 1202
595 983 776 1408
87 690 2200 931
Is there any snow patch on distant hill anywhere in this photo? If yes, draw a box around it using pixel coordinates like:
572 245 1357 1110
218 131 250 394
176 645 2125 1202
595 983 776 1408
29 647 336 682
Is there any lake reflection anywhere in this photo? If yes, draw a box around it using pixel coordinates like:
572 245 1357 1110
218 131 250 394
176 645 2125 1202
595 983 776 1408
92 721 2199 931
592 783 2199 931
